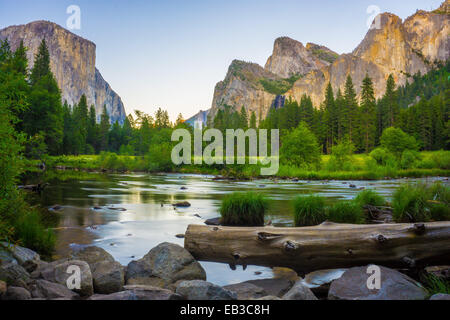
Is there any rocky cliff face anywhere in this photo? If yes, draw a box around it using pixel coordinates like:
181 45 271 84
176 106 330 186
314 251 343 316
0 21 126 124
209 60 280 123
209 2 449 122
264 37 338 78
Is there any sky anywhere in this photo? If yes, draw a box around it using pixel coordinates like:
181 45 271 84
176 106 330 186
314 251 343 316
0 0 444 121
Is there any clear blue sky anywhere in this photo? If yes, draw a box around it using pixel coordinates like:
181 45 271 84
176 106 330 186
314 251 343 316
0 0 443 120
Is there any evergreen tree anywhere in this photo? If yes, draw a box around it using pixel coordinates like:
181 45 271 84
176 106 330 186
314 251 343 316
98 105 110 152
239 106 248 129
382 74 399 129
323 82 336 153
360 74 377 153
249 111 257 129
343 75 358 144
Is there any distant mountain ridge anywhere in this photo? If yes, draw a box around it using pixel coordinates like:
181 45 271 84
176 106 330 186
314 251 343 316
0 20 126 124
208 0 450 125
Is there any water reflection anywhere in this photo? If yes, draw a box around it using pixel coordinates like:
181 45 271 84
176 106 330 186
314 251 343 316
24 171 448 285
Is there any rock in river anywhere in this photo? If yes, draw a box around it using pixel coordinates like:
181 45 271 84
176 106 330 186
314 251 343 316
126 242 206 289
328 265 428 300
176 280 237 300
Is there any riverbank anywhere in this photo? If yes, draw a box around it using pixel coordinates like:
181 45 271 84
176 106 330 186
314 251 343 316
24 151 450 181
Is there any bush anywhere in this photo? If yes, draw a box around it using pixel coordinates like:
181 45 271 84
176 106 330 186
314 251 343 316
354 189 386 207
13 211 55 258
380 127 418 157
292 195 327 226
392 184 429 222
400 150 420 169
327 201 366 224
280 122 321 169
369 148 396 166
220 192 269 226
326 139 355 171
429 150 450 169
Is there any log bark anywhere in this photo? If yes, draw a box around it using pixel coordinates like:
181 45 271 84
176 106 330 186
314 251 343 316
184 222 450 273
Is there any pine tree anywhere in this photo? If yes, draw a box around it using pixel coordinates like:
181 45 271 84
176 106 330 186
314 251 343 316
239 106 248 129
323 82 336 153
26 39 63 155
360 74 377 153
343 75 358 144
382 74 399 129
249 111 257 129
98 105 110 151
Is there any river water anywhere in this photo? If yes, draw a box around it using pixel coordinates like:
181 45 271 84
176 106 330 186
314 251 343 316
25 172 447 286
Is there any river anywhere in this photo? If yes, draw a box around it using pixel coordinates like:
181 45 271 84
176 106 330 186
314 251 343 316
24 171 447 286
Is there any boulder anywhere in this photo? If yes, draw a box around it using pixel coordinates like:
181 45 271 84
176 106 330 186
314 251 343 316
0 262 31 288
71 246 115 266
92 261 124 294
2 286 31 300
176 280 237 300
40 260 93 297
173 201 191 208
0 242 40 267
126 242 206 289
0 247 17 265
224 282 267 300
243 279 294 297
282 281 318 300
204 217 221 226
328 265 429 300
89 285 180 300
30 279 79 300
71 246 124 294
429 293 450 300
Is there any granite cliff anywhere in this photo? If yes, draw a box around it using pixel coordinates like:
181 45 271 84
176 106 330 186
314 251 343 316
209 1 449 123
0 20 126 123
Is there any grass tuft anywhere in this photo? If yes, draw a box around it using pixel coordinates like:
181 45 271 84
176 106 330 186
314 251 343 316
292 195 327 226
354 189 386 208
327 201 366 224
220 192 269 226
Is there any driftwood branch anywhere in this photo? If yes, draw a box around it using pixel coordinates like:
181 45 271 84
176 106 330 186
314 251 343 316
184 222 450 273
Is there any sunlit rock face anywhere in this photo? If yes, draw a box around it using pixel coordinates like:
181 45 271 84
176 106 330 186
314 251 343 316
0 20 126 124
210 2 449 121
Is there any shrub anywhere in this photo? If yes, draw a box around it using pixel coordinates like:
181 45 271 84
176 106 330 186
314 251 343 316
400 150 420 169
327 201 366 224
380 127 418 157
392 184 429 222
430 150 450 170
280 122 321 169
369 148 396 166
354 189 386 208
292 195 327 226
13 211 55 258
326 139 355 171
220 192 269 226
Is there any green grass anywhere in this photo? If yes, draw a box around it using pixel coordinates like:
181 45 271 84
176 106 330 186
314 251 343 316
392 184 430 222
327 201 366 224
292 195 327 226
423 274 450 296
220 192 269 226
354 190 386 208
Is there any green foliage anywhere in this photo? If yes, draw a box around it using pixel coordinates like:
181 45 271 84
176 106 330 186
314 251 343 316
292 195 327 226
423 274 450 295
381 127 418 157
259 75 301 95
354 189 386 208
327 201 366 224
13 210 55 257
392 184 430 222
280 122 321 169
325 139 355 171
400 150 420 169
220 192 269 226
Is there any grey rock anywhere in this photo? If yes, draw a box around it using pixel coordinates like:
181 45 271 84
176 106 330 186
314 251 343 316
71 246 115 266
0 262 31 287
282 281 318 300
40 260 93 297
204 217 221 226
243 278 294 297
429 293 450 300
89 291 137 300
328 265 429 300
92 261 124 294
224 282 267 300
0 242 40 267
126 242 206 289
302 268 347 296
30 279 79 300
176 280 237 300
2 286 31 300
89 285 180 300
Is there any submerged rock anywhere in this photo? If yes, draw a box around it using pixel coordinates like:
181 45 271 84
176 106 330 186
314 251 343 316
126 242 206 289
176 280 237 300
328 265 428 300
204 217 221 226
173 201 191 208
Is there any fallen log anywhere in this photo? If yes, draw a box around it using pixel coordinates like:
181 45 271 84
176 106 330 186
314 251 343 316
184 222 450 273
